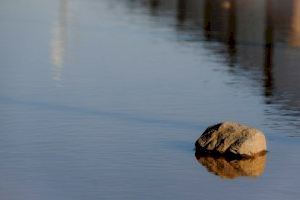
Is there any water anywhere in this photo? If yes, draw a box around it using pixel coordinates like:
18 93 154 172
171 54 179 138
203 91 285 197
0 0 300 199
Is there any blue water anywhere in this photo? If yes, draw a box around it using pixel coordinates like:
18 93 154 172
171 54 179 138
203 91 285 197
0 0 300 199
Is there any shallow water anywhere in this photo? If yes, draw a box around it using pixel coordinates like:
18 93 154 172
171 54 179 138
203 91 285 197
0 0 300 199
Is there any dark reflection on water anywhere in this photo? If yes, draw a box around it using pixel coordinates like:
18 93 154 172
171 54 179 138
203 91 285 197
264 0 274 98
125 0 300 136
195 153 267 179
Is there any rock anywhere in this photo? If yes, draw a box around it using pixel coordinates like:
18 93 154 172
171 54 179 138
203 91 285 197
195 122 267 157
195 153 267 179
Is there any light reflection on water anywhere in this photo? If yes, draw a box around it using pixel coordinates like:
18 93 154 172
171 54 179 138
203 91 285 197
123 0 300 137
50 0 68 82
0 0 300 199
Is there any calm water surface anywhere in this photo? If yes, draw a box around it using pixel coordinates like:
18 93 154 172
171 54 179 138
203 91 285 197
1 0 300 199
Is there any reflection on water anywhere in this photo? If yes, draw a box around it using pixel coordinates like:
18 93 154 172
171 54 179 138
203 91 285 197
264 0 274 97
127 0 300 136
225 0 237 67
50 0 68 82
202 0 238 67
195 153 267 179
289 0 300 47
176 0 187 26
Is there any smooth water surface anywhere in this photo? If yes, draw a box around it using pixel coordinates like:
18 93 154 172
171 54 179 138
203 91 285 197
0 0 300 199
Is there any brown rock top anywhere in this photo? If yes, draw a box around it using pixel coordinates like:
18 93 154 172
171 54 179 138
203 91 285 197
195 122 267 157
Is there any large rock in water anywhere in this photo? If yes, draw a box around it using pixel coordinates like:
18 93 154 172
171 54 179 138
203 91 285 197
195 122 267 157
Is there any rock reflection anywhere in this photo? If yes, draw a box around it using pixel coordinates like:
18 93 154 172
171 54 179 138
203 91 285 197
195 153 267 179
